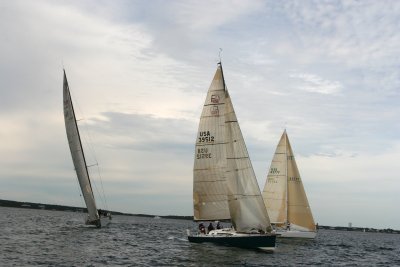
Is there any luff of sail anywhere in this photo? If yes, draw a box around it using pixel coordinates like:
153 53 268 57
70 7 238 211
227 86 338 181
193 65 230 221
262 130 315 231
63 70 99 224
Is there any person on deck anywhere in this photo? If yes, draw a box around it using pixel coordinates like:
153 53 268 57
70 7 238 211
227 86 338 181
199 223 206 234
208 222 214 233
216 221 222 229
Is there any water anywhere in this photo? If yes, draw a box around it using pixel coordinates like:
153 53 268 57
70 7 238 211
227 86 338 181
1 207 399 266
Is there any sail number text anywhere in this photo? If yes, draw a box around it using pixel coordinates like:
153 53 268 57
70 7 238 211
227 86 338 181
197 148 212 159
270 167 280 174
198 131 215 143
289 177 301 182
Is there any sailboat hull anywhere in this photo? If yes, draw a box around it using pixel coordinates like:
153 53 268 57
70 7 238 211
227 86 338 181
85 219 101 228
85 214 112 228
188 231 276 251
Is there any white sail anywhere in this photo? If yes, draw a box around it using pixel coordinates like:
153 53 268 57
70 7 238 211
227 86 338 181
63 70 99 223
193 66 230 221
224 90 271 232
286 133 315 231
193 63 271 232
263 130 315 231
262 133 287 224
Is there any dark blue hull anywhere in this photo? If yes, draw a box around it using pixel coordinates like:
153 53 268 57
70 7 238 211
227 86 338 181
188 234 276 250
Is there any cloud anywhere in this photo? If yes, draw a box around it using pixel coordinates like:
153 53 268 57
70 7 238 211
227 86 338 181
289 73 343 94
170 0 265 32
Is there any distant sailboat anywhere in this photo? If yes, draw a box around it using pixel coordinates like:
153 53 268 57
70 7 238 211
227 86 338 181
262 130 316 238
63 70 111 228
187 62 276 250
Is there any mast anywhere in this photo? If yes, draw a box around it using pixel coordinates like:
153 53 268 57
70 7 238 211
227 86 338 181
218 61 227 91
285 130 289 225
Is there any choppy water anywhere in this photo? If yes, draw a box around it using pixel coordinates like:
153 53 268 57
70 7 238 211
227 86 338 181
1 207 399 266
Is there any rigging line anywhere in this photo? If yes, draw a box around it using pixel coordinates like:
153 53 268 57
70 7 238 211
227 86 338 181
89 158 109 211
86 159 107 210
73 97 109 210
74 171 87 221
80 116 109 209
88 167 105 209
96 164 109 211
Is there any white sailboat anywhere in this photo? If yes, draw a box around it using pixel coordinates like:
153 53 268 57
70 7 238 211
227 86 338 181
63 70 111 228
187 62 276 250
262 130 316 238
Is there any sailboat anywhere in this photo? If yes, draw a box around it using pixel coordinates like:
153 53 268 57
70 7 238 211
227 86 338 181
187 62 276 251
63 70 111 228
262 130 316 238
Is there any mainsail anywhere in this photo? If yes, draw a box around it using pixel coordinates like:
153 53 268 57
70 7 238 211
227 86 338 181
262 130 315 231
193 65 230 221
193 63 271 232
63 70 99 223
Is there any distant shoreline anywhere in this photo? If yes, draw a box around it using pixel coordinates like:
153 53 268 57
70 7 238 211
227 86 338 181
0 199 193 221
1 199 399 234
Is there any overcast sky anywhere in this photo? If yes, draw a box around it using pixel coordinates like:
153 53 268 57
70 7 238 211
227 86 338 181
1 0 399 229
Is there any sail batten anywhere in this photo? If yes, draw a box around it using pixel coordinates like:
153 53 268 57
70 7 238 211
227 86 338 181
63 71 99 223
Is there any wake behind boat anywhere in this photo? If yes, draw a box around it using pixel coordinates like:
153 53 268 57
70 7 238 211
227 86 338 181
187 62 276 251
262 130 316 239
63 70 111 228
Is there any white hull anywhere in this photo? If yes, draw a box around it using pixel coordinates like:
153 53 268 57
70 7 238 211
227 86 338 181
276 230 316 239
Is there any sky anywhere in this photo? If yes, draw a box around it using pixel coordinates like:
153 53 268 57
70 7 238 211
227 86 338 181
1 0 400 229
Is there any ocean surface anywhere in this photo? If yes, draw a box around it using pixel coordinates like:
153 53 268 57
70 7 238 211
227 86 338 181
1 207 399 266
